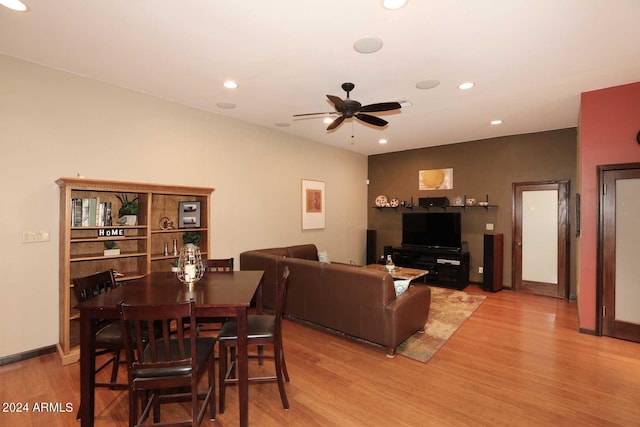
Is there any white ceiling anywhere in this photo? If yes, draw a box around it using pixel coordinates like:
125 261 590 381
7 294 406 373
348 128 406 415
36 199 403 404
2 0 640 155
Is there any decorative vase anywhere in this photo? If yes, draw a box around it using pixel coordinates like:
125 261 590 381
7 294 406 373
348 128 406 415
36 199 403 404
176 244 204 285
120 215 138 226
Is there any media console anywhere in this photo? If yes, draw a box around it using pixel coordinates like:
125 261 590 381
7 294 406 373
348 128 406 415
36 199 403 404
391 246 470 290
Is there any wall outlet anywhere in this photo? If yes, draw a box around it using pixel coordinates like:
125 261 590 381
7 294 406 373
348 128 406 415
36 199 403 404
478 266 483 274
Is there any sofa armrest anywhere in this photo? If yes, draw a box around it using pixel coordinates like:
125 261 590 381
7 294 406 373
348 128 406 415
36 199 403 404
384 285 431 349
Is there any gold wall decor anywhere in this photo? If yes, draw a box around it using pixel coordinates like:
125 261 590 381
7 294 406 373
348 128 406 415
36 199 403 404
419 168 453 190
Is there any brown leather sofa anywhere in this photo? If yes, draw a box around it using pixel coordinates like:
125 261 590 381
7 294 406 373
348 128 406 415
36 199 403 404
240 244 431 357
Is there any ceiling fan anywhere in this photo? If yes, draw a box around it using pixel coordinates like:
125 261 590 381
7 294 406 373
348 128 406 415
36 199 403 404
293 82 401 131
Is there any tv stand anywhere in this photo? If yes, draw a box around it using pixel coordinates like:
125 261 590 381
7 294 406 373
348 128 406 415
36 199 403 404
391 246 470 290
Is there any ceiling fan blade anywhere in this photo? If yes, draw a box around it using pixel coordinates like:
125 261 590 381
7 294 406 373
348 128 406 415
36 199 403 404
326 116 345 131
293 112 337 117
327 95 346 109
359 102 402 113
355 113 388 127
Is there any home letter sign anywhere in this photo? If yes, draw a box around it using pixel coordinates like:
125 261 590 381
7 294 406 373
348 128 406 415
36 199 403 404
97 228 125 237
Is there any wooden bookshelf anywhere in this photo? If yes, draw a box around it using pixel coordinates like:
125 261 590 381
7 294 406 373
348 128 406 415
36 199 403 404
56 177 214 365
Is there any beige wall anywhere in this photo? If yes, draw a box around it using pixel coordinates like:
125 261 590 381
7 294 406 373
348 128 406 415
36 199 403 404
0 55 368 358
368 129 577 293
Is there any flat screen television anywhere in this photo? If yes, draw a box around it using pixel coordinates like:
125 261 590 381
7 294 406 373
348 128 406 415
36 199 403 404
402 212 462 250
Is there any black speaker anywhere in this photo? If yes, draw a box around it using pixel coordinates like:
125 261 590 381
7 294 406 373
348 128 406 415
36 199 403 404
366 230 377 265
483 234 503 292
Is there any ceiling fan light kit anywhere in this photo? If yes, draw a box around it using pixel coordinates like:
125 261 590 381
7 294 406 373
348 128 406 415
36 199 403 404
0 0 28 12
383 0 408 10
294 82 402 131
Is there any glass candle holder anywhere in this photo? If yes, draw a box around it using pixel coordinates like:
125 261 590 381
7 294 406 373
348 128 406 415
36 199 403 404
176 243 204 285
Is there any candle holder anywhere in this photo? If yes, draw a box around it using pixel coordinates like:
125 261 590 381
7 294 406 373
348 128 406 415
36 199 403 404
176 243 204 285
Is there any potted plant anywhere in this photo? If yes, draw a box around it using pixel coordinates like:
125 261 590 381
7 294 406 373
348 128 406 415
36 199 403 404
103 240 120 256
170 258 179 273
182 231 201 247
116 194 140 226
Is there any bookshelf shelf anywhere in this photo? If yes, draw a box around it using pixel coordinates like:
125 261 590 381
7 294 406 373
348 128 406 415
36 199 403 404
56 177 214 365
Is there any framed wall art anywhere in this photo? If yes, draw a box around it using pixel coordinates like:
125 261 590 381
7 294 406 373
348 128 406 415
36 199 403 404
178 201 201 228
301 179 325 230
419 168 453 190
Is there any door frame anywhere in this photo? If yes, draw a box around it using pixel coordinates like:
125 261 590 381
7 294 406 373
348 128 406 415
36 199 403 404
511 180 570 298
597 162 640 337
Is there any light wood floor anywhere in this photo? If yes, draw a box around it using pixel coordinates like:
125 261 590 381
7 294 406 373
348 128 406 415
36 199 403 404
2 285 639 426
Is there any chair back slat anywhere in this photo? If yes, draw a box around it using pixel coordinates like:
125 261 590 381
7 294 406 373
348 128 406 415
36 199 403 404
119 300 196 373
72 270 116 302
202 258 234 272
274 266 290 336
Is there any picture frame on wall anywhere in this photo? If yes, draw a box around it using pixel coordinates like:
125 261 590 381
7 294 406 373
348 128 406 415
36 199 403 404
178 201 201 228
302 179 325 230
419 168 454 190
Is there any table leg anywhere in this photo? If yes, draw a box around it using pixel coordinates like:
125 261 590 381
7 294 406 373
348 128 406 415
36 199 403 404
79 314 96 427
236 306 249 427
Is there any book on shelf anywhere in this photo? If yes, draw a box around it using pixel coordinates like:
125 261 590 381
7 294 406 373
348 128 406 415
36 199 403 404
71 198 112 227
81 198 90 227
71 198 82 227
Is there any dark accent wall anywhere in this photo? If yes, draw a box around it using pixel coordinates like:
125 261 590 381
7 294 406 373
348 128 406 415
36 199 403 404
367 128 577 295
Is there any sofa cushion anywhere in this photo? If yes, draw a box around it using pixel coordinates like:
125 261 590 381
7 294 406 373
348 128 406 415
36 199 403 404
287 244 319 261
317 249 330 263
255 247 290 257
393 279 411 297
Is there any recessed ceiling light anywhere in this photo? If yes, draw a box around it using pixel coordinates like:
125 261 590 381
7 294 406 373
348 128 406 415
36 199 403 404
458 82 475 90
353 37 384 54
0 0 28 11
223 80 238 89
491 120 503 125
275 122 290 128
379 139 388 144
416 80 440 90
216 102 236 109
383 0 408 10
323 117 334 124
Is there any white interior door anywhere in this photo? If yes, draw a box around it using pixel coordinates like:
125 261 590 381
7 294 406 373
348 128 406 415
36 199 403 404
513 181 569 298
522 190 558 284
601 166 640 341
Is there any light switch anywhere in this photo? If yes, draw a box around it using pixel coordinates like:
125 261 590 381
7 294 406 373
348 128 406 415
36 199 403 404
486 223 494 231
22 230 50 243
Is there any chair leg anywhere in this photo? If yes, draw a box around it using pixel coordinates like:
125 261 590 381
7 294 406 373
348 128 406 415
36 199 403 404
218 341 227 414
209 352 216 420
229 346 237 378
109 350 121 387
128 388 136 427
279 345 290 383
273 340 290 409
152 392 160 423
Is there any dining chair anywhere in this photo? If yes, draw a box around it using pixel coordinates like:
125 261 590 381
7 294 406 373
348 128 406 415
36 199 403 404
72 269 125 390
118 300 216 427
217 266 291 413
197 258 234 333
202 257 234 272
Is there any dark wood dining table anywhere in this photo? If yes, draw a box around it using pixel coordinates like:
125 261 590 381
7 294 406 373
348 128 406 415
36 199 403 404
75 270 264 427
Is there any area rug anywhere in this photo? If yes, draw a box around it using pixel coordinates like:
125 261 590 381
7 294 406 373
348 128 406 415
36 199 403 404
396 286 486 363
